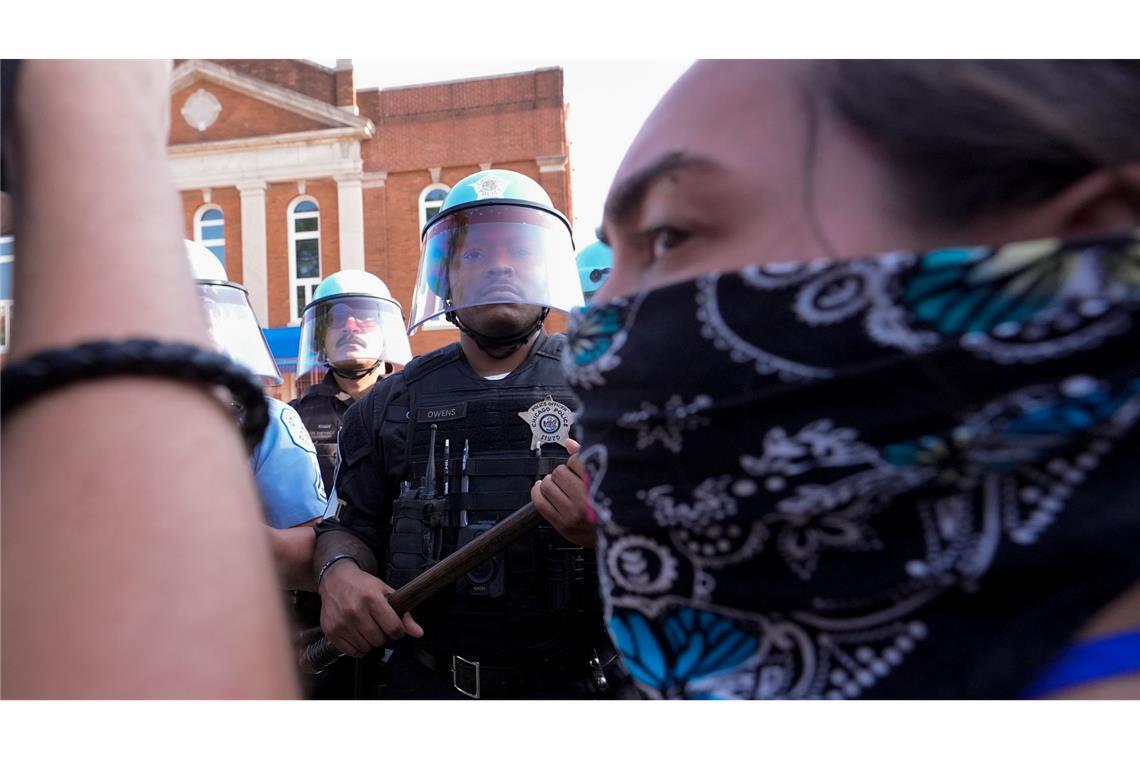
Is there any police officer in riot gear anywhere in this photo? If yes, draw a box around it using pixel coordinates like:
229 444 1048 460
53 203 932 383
188 240 283 387
186 241 326 583
290 269 411 698
313 169 629 699
291 270 413 491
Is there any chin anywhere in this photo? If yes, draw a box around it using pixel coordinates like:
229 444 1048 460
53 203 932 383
458 303 542 335
331 356 374 371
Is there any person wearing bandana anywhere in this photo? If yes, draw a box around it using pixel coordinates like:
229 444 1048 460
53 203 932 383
312 170 631 698
563 61 1140 699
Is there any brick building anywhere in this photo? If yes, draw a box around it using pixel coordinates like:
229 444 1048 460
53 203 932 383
169 59 573 400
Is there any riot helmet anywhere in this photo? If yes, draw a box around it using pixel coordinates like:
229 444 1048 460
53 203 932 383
576 240 613 303
408 170 583 352
296 269 413 379
185 240 283 385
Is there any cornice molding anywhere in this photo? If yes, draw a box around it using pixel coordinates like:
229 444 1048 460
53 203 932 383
170 138 364 191
168 126 367 157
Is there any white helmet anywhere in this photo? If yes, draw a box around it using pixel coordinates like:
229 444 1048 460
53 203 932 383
408 170 583 340
296 269 413 377
185 240 283 385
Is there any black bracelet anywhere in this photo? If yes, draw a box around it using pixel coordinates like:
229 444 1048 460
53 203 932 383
0 338 269 451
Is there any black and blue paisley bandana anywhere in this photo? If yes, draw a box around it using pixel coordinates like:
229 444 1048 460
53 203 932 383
563 232 1140 699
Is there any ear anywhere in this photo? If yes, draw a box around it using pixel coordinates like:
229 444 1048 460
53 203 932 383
1017 163 1140 240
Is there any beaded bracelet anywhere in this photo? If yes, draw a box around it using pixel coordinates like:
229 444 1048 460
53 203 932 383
0 338 269 451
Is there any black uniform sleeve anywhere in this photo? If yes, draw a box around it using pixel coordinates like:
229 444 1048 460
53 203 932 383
313 376 400 564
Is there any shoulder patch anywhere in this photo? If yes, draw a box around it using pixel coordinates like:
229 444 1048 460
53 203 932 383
281 405 317 454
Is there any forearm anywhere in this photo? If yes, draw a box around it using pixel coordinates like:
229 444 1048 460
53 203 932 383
11 61 207 356
313 523 380 581
4 384 297 698
268 523 319 592
1 62 296 698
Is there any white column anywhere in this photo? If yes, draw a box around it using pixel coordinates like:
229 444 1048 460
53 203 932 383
236 180 269 325
336 175 366 272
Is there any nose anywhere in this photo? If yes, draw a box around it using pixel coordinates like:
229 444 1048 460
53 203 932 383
344 315 364 332
487 245 515 277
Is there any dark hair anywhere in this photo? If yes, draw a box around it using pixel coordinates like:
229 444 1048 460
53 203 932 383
812 60 1140 226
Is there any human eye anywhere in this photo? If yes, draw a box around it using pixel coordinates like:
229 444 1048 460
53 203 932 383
644 225 691 260
460 248 484 263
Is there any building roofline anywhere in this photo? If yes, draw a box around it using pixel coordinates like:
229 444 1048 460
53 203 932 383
298 59 336 74
376 66 561 93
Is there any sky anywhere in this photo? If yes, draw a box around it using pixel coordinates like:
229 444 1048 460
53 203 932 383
315 60 694 249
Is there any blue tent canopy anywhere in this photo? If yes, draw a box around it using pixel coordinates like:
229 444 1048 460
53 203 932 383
262 326 301 373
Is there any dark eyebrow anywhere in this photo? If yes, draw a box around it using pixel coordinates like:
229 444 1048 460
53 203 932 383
602 151 721 229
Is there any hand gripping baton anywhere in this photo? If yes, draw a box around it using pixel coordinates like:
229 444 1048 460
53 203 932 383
299 500 543 674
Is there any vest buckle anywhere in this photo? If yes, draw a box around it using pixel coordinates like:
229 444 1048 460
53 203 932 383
451 654 481 699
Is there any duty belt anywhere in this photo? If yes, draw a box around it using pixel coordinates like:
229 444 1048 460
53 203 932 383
409 645 621 699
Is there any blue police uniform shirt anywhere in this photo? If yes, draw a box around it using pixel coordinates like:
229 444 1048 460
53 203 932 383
252 396 327 529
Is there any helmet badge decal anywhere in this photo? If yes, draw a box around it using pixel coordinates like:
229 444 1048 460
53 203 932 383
473 172 509 200
518 394 576 451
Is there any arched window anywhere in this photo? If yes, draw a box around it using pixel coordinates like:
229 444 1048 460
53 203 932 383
289 198 322 323
193 205 226 267
418 184 457 331
418 184 450 231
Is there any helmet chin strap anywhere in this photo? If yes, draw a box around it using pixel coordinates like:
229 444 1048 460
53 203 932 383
448 307 549 359
327 359 383 380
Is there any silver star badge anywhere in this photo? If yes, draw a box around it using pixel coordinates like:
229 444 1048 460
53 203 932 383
518 395 576 451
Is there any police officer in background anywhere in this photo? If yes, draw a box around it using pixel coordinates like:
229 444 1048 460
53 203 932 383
290 269 411 698
187 241 326 589
575 239 613 304
312 169 630 699
291 270 412 492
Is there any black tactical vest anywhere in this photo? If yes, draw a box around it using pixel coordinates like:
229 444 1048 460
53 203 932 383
290 373 353 493
382 334 600 662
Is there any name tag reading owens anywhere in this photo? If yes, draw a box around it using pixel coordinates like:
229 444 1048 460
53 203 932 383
417 402 468 423
518 395 575 451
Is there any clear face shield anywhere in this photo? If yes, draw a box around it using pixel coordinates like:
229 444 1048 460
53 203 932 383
197 281 283 386
408 204 583 334
296 294 413 376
